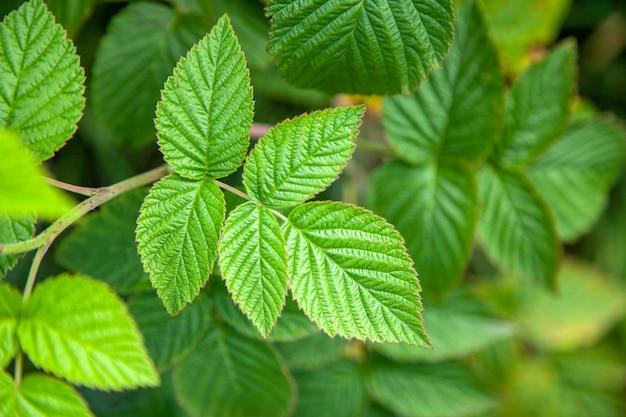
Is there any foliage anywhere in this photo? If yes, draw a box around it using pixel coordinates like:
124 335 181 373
0 0 625 416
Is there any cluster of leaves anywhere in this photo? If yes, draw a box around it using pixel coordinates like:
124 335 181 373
1 0 626 416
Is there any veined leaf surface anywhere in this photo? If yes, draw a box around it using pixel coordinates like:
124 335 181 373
383 0 504 165
0 283 20 367
219 201 288 337
266 0 454 95
0 213 35 278
0 0 85 161
156 15 254 179
244 106 364 208
136 175 225 315
284 202 429 345
17 274 159 390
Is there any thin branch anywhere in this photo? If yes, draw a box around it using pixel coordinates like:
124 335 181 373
250 122 272 139
45 177 98 196
215 180 252 202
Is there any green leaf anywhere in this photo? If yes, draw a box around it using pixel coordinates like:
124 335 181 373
156 14 254 179
528 118 626 241
136 175 225 315
477 165 559 288
284 201 429 345
0 372 94 417
55 189 148 294
17 274 159 390
129 291 212 371
0 213 35 278
496 41 576 167
0 0 85 161
275 330 348 371
173 325 295 417
383 0 504 165
515 260 626 351
293 361 366 417
368 161 478 296
219 201 287 336
266 0 455 95
366 361 496 417
92 3 208 146
244 106 364 208
44 0 95 38
0 282 20 367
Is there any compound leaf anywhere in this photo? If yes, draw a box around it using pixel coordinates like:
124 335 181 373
266 0 454 95
0 282 20 367
528 118 626 241
383 0 504 165
173 325 294 417
0 372 94 417
0 0 85 161
17 274 159 390
284 201 429 345
477 165 559 288
496 41 576 167
219 201 288 337
244 106 364 208
368 161 478 297
92 2 208 146
136 175 225 315
0 213 35 278
0 130 73 219
156 15 254 179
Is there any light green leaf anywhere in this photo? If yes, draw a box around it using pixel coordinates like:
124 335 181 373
219 201 287 336
17 274 159 390
383 0 504 165
0 213 35 278
293 361 366 417
266 0 454 95
92 3 208 146
45 0 95 37
156 15 254 179
276 330 348 371
244 106 364 208
516 260 626 351
173 325 295 417
284 201 429 345
0 282 20 367
496 41 576 167
129 291 212 371
136 175 225 315
477 165 559 288
0 129 73 219
528 118 626 241
55 189 148 293
0 372 94 417
368 161 478 296
366 361 496 417
0 0 85 161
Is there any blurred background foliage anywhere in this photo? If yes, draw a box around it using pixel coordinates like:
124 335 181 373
1 0 625 416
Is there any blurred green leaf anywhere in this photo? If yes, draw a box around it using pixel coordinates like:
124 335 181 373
45 0 95 37
0 282 20 367
275 330 349 371
0 213 35 278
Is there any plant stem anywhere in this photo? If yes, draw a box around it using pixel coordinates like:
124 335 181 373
0 164 169 256
46 177 98 196
250 122 272 139
13 351 23 388
215 180 289 223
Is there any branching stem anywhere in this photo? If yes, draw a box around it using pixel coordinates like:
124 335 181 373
215 180 289 223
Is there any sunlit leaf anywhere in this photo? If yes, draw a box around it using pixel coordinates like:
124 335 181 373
0 282 20 367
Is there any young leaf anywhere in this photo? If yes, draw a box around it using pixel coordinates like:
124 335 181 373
0 283 20 367
156 15 254 180
128 291 212 371
496 41 576 167
266 0 455 95
383 0 504 165
0 0 85 161
368 161 478 296
219 201 288 337
284 201 430 345
244 106 365 208
528 118 626 241
366 361 496 417
477 165 560 288
92 3 208 146
173 325 295 417
0 213 35 278
0 371 94 417
0 130 73 220
55 189 148 293
136 175 225 315
17 274 159 391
